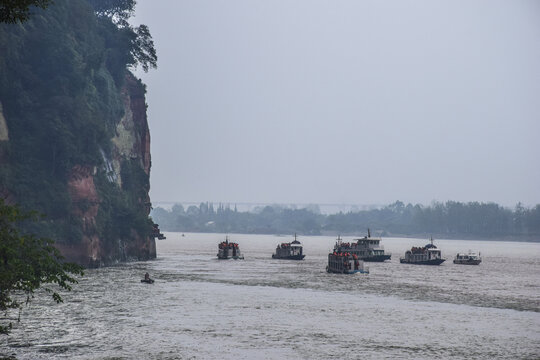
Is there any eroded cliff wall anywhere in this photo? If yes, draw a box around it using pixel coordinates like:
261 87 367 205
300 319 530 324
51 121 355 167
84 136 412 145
0 0 156 266
58 73 156 266
0 71 156 267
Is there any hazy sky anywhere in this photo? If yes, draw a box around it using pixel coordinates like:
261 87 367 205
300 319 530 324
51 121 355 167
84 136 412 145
132 0 540 207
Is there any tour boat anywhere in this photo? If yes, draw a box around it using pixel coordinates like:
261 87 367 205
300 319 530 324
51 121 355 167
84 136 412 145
333 230 391 262
453 251 482 265
272 233 305 260
326 252 369 274
400 237 445 265
217 236 244 260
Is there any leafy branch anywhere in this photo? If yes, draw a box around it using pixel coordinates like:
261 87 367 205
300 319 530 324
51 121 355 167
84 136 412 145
0 199 84 334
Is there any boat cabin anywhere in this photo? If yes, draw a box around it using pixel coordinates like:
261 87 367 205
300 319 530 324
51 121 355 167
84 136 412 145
453 251 482 265
327 252 368 274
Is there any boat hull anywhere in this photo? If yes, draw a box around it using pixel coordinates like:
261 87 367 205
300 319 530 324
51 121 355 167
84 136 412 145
453 259 481 265
362 254 391 262
217 255 244 260
326 266 369 274
400 258 445 265
272 254 305 260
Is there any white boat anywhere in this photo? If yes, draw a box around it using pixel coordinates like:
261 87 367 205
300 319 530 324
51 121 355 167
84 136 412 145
272 233 305 260
333 229 391 262
453 251 482 265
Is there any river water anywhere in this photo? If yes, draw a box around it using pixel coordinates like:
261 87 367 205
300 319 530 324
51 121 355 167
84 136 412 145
2 233 540 359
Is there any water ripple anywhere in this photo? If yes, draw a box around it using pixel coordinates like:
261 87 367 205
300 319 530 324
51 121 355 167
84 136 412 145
2 234 540 359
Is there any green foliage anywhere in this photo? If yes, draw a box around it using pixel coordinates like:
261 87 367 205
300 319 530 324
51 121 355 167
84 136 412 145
0 0 121 226
94 160 151 248
0 199 84 334
131 24 157 72
87 0 135 21
0 0 52 24
152 203 325 235
0 0 155 247
411 201 513 236
89 0 157 75
152 201 540 238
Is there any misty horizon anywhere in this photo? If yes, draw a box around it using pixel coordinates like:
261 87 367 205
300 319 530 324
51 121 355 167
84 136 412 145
133 0 540 207
152 198 536 215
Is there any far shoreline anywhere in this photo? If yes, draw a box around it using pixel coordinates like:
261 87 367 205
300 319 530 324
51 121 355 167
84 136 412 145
160 230 540 243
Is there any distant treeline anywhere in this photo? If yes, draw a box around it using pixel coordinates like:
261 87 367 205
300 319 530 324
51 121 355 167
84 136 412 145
151 201 540 239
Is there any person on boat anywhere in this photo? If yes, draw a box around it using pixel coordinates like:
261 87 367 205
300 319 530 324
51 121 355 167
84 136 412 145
144 272 150 281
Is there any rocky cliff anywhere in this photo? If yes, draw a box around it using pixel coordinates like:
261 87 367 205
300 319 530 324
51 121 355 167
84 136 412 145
57 73 156 266
0 0 157 266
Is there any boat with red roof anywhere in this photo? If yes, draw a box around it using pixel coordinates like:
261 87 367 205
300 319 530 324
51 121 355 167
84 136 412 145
217 236 244 260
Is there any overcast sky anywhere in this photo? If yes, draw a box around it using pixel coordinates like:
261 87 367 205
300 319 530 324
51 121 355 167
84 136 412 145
132 0 540 207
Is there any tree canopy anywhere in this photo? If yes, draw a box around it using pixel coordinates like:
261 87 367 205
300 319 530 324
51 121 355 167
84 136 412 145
0 1 157 72
0 199 84 334
0 0 52 23
87 0 135 21
151 201 540 238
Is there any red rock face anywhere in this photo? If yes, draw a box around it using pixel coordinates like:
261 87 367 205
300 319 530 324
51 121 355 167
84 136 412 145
55 235 102 267
60 73 156 267
68 165 99 221
63 162 105 266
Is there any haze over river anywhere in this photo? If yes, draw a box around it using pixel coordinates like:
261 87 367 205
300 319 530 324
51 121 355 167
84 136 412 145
3 233 540 359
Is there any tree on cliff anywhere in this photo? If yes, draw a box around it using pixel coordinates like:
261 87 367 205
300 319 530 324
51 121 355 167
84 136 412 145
87 0 157 73
1 0 157 72
0 0 51 23
87 0 135 22
0 199 84 334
